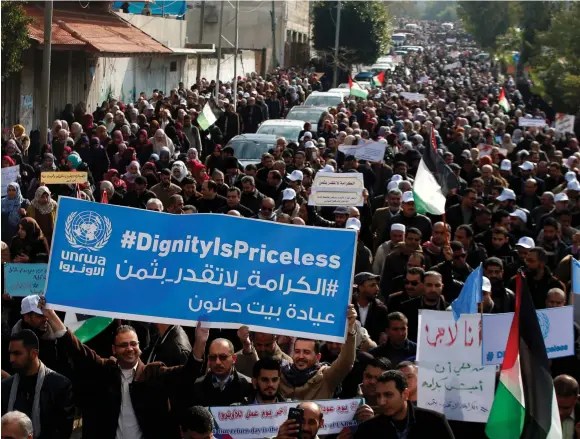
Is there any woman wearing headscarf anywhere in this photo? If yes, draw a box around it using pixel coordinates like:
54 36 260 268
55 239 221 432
205 144 223 176
187 148 200 163
59 146 73 170
170 160 189 185
174 122 191 151
52 129 72 161
149 120 160 138
1 183 30 243
120 124 132 142
73 135 91 163
60 104 75 127
149 129 175 156
190 161 209 190
70 122 83 143
165 125 188 155
85 137 110 183
10 218 49 263
141 161 159 187
26 186 57 247
104 113 115 133
3 139 23 165
131 129 154 165
107 130 126 162
122 161 141 191
48 120 62 145
103 169 128 196
2 155 16 169
12 124 30 157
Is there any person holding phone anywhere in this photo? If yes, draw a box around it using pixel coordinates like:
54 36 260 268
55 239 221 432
273 401 323 439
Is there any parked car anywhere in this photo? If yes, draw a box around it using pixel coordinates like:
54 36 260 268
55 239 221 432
256 119 305 142
225 134 277 167
304 91 344 108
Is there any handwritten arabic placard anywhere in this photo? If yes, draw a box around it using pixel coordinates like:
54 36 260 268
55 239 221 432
518 117 546 128
482 306 574 365
210 398 363 439
417 361 495 423
1 165 19 196
416 310 482 364
338 141 387 163
41 171 88 184
45 197 357 342
309 172 364 207
400 92 426 102
4 263 47 297
555 113 575 134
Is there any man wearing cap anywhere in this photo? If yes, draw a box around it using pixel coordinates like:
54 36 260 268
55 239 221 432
537 192 570 231
495 188 517 213
387 266 425 314
352 273 389 344
509 209 534 242
347 218 374 274
373 223 406 275
224 157 246 189
382 191 432 245
274 188 300 219
506 236 535 279
479 276 504 313
287 170 305 205
513 161 544 197
380 228 424 295
10 295 69 376
499 159 515 187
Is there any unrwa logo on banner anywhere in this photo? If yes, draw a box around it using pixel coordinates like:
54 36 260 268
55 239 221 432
65 211 112 252
537 310 550 339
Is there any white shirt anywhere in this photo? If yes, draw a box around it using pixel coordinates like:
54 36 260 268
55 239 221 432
116 364 144 439
358 304 370 327
562 409 575 439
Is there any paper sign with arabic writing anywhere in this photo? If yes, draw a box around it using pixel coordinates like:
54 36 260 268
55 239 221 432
418 360 495 423
416 310 482 364
41 171 88 184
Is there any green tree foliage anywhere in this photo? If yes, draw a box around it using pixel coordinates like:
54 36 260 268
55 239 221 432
423 1 457 22
312 0 392 66
1 2 32 81
457 1 518 51
530 3 580 112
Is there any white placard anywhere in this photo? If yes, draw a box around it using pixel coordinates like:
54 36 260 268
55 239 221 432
400 92 426 101
1 165 19 196
518 117 546 127
482 306 574 365
418 361 495 423
417 310 482 364
338 141 387 163
555 113 575 134
446 38 457 43
309 172 364 207
443 61 461 71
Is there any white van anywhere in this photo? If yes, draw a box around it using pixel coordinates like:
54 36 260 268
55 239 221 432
304 91 344 108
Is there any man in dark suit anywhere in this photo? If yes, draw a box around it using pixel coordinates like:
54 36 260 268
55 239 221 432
352 272 389 344
354 370 455 438
446 188 479 238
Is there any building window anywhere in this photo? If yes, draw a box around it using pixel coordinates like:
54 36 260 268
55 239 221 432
170 61 177 72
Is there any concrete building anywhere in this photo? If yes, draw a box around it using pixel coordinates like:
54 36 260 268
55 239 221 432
185 0 311 74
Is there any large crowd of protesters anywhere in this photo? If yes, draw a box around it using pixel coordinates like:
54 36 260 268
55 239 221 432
1 18 579 439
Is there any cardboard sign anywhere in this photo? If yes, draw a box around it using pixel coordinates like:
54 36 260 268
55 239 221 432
555 113 575 134
1 165 19 196
518 117 546 128
41 171 88 184
400 92 426 101
338 141 387 163
309 172 364 207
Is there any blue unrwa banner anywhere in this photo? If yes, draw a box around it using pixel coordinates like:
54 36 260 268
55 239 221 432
45 198 357 342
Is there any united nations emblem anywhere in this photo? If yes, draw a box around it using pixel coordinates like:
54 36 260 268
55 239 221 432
65 211 112 252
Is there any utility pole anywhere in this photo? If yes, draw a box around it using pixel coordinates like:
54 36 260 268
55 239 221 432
215 1 224 99
270 1 277 70
332 0 341 88
196 1 205 81
40 0 53 147
232 0 239 96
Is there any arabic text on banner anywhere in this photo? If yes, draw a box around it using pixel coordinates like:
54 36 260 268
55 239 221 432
45 198 357 342
555 113 575 134
518 117 546 128
338 141 387 163
1 165 19 196
308 172 364 207
481 306 574 365
417 361 495 423
416 310 482 364
210 398 363 439
400 92 426 101
4 263 47 297
41 171 88 184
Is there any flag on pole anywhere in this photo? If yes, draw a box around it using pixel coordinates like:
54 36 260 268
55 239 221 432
349 77 369 99
485 273 562 439
64 313 114 343
451 264 483 321
197 98 223 131
498 88 510 112
412 128 459 215
371 71 385 88
572 258 580 324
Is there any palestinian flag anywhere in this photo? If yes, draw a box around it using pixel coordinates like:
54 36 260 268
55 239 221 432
64 313 113 343
371 71 385 88
412 128 459 215
349 77 368 99
485 273 562 439
498 88 510 112
197 98 223 131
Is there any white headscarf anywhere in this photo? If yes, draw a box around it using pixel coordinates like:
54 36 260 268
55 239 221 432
171 160 188 183
149 129 175 156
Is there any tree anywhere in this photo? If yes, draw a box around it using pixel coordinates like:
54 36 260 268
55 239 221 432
423 1 457 22
312 1 393 67
1 2 32 81
529 3 580 113
457 1 518 52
